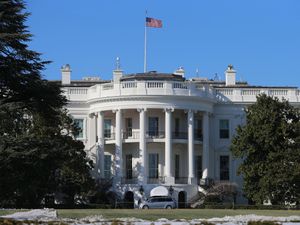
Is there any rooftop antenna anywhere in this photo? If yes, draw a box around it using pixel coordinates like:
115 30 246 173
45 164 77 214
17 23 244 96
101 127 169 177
196 68 199 78
213 73 219 81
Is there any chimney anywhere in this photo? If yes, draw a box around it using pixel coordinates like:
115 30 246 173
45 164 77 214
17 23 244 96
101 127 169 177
174 66 185 77
225 64 236 86
61 64 71 85
113 57 123 83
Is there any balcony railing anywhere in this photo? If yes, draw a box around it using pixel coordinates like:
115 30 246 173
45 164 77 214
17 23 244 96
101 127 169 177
122 131 139 139
172 132 188 139
104 132 115 140
103 131 202 141
146 131 165 139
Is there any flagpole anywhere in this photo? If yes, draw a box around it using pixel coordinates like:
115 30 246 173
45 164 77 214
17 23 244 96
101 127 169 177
144 11 147 73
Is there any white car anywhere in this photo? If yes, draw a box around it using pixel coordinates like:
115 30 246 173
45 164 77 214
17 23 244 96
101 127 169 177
140 196 177 209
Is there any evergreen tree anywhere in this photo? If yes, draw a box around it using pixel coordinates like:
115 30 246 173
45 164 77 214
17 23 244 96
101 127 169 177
231 94 300 205
0 0 94 207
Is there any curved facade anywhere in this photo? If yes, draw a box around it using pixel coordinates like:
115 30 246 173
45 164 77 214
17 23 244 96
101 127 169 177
57 65 300 207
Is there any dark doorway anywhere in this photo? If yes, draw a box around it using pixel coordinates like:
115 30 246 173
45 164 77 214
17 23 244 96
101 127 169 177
124 191 134 209
178 191 186 208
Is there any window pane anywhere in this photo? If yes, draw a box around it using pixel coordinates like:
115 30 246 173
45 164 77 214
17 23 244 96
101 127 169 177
219 119 229 139
195 155 202 180
149 117 159 136
104 119 111 138
220 155 229 180
74 119 84 138
104 155 112 178
126 154 133 179
125 118 132 138
175 154 180 178
149 153 158 178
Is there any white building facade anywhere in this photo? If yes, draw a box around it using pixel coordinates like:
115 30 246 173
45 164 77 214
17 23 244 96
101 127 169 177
57 64 300 207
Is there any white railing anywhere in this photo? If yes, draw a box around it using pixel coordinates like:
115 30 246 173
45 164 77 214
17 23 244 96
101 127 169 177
64 81 299 103
122 81 137 89
241 89 261 96
268 89 288 96
147 81 164 88
68 88 88 95
216 89 233 95
173 82 188 89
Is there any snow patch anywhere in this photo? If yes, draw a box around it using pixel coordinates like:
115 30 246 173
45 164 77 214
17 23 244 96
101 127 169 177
0 208 57 221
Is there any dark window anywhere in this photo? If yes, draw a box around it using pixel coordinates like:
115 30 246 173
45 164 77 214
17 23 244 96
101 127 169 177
175 118 180 137
175 154 180 179
148 117 159 136
126 154 133 179
195 119 202 139
74 119 84 139
195 155 202 180
104 119 111 138
220 155 230 180
219 119 229 139
125 118 132 138
104 155 112 178
149 153 159 178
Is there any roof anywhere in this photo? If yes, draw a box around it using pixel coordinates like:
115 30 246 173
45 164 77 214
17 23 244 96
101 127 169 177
120 71 185 81
50 80 110 87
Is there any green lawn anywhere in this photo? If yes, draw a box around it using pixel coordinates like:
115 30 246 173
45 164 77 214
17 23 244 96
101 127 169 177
56 209 300 221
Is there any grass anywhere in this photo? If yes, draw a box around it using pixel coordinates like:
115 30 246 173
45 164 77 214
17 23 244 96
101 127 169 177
0 210 28 216
55 209 300 221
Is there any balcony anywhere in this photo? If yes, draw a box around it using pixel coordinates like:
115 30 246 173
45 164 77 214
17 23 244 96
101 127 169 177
122 131 139 139
146 131 165 139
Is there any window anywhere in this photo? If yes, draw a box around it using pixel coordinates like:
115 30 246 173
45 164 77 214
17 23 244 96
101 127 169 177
104 155 112 178
195 155 202 180
104 119 111 138
195 119 202 140
220 155 230 180
126 154 133 179
125 118 132 138
175 154 180 179
219 119 229 139
74 119 84 139
175 118 180 137
148 117 159 137
149 153 159 178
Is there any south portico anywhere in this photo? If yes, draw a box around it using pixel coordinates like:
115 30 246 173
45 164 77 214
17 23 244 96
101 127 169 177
88 106 213 188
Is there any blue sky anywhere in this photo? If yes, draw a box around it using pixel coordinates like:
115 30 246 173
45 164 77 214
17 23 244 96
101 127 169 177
26 1 300 87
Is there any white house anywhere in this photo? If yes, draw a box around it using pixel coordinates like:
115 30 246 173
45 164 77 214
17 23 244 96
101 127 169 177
55 62 300 207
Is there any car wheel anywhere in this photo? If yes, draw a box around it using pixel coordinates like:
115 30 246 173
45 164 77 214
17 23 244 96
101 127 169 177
143 205 149 209
166 205 172 209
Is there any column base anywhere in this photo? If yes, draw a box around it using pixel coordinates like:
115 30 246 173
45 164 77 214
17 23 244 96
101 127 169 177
165 176 175 185
188 177 197 185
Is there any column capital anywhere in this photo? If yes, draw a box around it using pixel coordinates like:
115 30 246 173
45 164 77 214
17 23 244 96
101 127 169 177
89 112 96 118
112 109 120 113
137 108 147 113
164 107 174 113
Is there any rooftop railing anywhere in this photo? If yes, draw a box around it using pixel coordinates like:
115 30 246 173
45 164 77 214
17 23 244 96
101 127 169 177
63 80 299 103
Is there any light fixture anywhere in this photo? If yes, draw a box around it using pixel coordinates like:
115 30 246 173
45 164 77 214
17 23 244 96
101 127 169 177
139 185 144 195
169 185 174 196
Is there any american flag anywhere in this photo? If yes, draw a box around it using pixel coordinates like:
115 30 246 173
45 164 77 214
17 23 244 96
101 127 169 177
146 17 162 28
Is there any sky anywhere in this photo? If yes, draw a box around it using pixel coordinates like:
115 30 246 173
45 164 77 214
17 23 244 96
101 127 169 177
26 1 300 87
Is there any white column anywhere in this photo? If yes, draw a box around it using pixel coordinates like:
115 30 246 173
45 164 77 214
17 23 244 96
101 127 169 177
188 109 195 184
165 108 174 184
114 109 122 179
202 112 210 179
97 111 105 178
138 108 146 184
